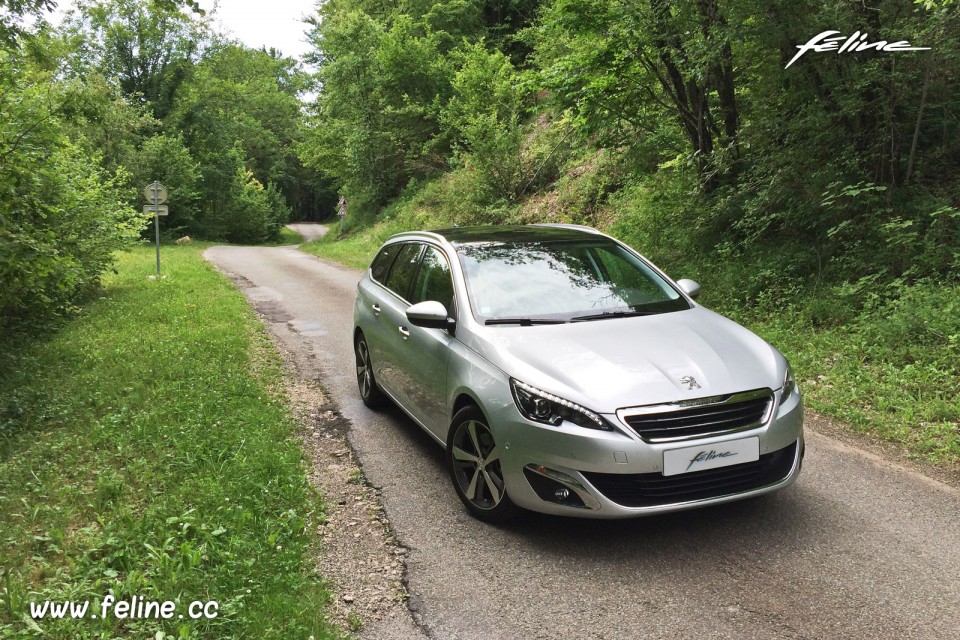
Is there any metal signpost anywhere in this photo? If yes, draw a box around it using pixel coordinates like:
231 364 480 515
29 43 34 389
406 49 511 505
144 182 168 275
337 196 347 237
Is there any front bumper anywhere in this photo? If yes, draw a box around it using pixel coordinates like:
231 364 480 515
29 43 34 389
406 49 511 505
493 388 805 519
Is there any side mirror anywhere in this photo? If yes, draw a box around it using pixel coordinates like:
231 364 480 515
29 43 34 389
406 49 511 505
676 279 702 300
406 300 454 330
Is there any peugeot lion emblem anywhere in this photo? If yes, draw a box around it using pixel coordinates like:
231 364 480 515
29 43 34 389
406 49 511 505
680 375 701 391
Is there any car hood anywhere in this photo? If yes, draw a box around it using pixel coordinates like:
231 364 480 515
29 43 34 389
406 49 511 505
468 307 784 413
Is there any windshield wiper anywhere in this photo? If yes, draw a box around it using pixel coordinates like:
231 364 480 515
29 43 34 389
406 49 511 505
484 318 567 326
570 310 655 322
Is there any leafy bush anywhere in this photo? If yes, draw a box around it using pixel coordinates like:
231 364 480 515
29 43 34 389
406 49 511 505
0 54 145 334
222 167 290 245
127 133 203 237
444 43 526 200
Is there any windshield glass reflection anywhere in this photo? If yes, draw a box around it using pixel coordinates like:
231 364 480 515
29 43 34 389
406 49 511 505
458 240 689 322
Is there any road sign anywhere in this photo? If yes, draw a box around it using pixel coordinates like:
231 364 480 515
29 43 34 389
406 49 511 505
143 181 169 276
144 183 168 205
337 196 347 217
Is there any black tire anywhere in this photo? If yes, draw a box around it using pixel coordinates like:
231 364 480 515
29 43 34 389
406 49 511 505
447 405 519 523
355 332 385 408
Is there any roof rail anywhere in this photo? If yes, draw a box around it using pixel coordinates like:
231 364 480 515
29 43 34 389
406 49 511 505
528 223 602 234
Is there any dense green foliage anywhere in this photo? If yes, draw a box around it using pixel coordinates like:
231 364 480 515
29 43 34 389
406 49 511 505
301 0 543 221
0 0 336 333
0 1 55 46
304 0 960 282
302 0 960 464
0 246 340 639
0 47 144 333
60 0 329 240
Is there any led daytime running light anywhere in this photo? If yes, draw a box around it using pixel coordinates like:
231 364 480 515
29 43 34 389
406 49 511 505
512 379 604 427
782 365 796 401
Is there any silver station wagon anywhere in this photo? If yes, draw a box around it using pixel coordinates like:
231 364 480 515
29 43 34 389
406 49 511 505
353 225 804 521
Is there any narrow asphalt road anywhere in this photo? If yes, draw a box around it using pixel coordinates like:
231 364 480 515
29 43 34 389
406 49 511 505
206 225 960 640
286 222 329 243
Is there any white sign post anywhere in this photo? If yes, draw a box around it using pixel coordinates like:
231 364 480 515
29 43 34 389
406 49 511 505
144 182 168 275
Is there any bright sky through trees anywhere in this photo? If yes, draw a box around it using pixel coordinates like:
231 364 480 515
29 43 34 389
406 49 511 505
47 0 316 60
195 0 314 60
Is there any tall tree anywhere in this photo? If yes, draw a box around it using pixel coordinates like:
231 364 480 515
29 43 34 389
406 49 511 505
303 4 455 215
61 0 210 119
169 43 311 231
301 0 544 218
533 0 742 191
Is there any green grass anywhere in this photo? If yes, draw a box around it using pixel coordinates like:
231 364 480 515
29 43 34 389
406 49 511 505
300 230 381 271
274 226 305 245
300 220 401 270
0 245 342 639
721 284 960 466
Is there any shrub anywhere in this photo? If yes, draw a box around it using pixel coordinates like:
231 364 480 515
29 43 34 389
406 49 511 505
0 54 145 333
223 167 290 245
127 134 203 238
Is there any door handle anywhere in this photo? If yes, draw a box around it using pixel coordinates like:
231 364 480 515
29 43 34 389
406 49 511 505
372 303 381 314
398 325 410 338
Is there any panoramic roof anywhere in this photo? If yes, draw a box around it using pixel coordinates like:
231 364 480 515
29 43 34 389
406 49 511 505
428 225 601 246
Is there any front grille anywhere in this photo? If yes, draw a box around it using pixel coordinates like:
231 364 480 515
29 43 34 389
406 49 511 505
581 442 797 508
619 390 773 442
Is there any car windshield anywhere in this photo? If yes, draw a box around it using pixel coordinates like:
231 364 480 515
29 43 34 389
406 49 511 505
457 239 689 322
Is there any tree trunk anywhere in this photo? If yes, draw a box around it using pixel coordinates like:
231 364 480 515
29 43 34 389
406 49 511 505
905 59 931 184
698 0 739 155
649 0 717 191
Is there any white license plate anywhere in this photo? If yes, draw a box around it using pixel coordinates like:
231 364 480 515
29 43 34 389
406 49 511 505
663 436 760 476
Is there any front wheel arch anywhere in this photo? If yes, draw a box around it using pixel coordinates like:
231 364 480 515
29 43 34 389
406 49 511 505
451 392 482 422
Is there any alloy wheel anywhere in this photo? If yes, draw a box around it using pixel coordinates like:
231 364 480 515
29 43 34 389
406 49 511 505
451 419 505 510
356 338 373 399
354 333 384 408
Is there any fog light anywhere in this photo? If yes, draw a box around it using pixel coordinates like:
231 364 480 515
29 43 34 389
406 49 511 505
523 465 587 508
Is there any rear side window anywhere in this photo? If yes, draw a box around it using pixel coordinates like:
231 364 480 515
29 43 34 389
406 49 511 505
411 246 454 311
383 243 423 299
370 244 401 283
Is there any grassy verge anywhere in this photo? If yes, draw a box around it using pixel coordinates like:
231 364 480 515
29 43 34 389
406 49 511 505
300 223 395 270
274 226 305 245
0 245 342 639
300 180 960 471
720 287 960 466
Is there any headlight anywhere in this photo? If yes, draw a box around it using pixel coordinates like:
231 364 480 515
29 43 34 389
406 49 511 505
510 379 611 431
781 363 797 402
